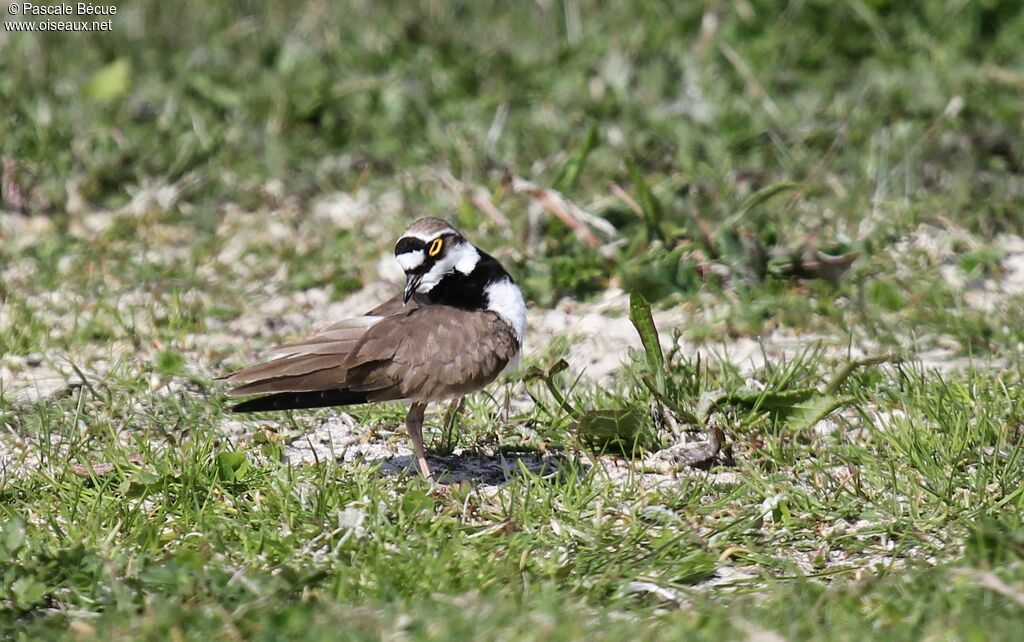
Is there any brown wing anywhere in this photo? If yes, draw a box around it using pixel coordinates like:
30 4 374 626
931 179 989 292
343 306 519 403
223 294 417 397
261 294 415 359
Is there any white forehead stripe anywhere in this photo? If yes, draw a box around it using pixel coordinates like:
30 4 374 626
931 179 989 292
396 250 425 271
399 228 458 243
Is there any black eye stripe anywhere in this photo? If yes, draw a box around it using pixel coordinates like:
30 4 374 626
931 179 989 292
395 232 460 256
394 238 425 255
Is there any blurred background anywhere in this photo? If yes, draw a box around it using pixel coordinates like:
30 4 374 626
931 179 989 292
1 0 1023 358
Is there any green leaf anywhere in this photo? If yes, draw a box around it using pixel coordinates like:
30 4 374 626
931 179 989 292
553 123 598 193
787 394 853 430
401 487 434 518
824 353 898 395
12 576 47 609
724 387 819 411
84 59 131 102
715 354 892 429
577 408 651 456
722 387 852 429
216 451 251 482
1 517 26 559
629 290 665 396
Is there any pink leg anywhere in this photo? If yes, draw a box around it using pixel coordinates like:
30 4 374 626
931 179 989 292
405 403 433 480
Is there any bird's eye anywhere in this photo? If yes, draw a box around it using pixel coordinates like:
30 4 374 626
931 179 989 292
428 238 444 257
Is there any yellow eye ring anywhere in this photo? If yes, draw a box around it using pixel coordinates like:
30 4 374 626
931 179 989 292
428 238 444 257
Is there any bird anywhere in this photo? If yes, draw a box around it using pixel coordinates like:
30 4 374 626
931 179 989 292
222 217 527 480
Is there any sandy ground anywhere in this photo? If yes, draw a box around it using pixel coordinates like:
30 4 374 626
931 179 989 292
2 223 1024 487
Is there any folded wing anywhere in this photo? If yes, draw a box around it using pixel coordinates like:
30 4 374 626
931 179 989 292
225 298 518 409
343 306 519 402
224 294 413 397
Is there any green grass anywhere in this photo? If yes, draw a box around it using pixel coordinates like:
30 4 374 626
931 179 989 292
3 0 1024 639
3 359 1024 639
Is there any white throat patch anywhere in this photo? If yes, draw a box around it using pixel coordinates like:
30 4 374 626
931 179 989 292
485 278 527 346
417 242 480 293
454 244 480 275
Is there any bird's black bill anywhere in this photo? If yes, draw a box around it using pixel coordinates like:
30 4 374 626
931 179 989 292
403 273 423 304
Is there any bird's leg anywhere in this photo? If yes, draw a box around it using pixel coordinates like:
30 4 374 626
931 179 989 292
405 402 433 480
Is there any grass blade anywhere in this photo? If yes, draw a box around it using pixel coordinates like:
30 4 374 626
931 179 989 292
626 157 664 242
629 289 666 396
553 123 599 193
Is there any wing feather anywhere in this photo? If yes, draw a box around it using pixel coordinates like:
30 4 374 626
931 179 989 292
342 306 519 401
224 296 518 407
223 295 417 394
227 365 347 396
